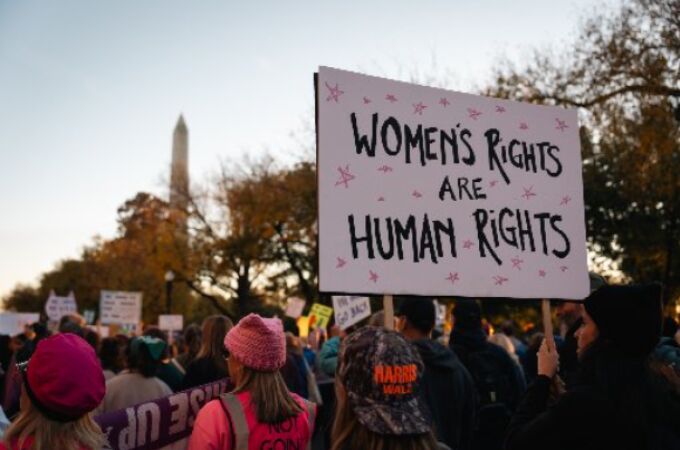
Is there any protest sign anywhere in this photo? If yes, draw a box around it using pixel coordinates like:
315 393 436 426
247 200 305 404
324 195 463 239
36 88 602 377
95 378 232 450
83 309 96 325
0 313 40 336
44 290 77 322
100 291 142 325
285 297 306 319
308 303 333 329
158 314 183 331
316 66 589 299
332 295 371 330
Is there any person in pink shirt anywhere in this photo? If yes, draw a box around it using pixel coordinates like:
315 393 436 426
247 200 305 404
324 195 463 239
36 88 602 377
189 313 316 450
1 333 106 450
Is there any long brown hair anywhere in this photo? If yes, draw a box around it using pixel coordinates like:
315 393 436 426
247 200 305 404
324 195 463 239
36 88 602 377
234 366 303 424
5 390 105 450
331 380 439 450
197 315 233 371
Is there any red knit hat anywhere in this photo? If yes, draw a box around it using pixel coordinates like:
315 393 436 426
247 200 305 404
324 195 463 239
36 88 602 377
224 314 286 371
21 333 105 422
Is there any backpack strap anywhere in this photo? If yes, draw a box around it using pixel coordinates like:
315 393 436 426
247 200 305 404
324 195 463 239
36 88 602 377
301 399 316 450
219 393 249 450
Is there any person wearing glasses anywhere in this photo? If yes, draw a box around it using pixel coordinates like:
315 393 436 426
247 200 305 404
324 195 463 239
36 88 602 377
1 333 106 450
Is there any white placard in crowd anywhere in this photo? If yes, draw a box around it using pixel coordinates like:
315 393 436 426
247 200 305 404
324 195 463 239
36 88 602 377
158 314 184 331
332 295 371 330
317 66 589 299
44 290 77 322
87 325 110 338
99 291 143 325
0 313 40 336
435 301 447 327
285 297 306 319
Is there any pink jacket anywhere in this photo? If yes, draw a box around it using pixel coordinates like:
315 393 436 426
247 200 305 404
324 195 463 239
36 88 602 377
188 391 316 450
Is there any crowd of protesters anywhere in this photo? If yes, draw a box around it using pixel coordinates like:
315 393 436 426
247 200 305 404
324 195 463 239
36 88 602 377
0 278 678 449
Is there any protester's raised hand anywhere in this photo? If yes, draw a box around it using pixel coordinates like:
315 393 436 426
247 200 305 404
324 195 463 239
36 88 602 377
537 338 559 379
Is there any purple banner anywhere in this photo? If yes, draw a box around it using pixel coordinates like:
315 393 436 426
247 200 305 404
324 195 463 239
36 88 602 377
95 378 233 450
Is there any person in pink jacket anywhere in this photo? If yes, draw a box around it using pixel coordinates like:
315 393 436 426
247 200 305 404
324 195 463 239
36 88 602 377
189 313 316 450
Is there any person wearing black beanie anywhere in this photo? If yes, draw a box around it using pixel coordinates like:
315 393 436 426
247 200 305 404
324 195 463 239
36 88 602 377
505 284 680 450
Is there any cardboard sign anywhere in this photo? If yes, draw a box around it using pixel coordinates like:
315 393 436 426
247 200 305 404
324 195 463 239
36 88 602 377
285 297 306 319
100 291 143 325
158 314 184 331
317 66 588 299
44 290 77 321
83 309 96 325
332 296 371 330
308 303 333 329
0 313 40 336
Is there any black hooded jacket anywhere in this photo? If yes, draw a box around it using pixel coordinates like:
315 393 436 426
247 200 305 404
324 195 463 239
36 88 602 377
413 338 477 450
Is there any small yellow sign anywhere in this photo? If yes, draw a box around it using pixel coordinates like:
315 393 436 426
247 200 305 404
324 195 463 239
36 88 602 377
308 303 333 330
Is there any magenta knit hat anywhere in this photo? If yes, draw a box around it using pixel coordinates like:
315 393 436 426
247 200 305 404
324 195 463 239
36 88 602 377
224 314 286 371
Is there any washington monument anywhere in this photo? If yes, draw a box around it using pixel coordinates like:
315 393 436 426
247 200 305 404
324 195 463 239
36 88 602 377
170 114 189 212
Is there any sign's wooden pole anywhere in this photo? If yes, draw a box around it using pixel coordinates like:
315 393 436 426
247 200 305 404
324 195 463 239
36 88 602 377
383 295 394 330
542 299 555 350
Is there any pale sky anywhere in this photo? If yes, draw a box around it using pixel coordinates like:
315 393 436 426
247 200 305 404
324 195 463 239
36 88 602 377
0 0 614 298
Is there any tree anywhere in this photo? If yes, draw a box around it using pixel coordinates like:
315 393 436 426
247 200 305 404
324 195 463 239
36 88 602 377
486 0 680 303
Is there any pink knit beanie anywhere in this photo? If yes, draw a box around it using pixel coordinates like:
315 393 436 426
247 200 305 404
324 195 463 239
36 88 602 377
224 314 286 371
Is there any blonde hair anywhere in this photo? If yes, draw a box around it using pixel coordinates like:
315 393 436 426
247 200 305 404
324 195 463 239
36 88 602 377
331 379 438 450
234 366 302 424
4 392 106 450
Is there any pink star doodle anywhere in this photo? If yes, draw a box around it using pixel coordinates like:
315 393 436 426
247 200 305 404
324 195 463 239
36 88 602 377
511 256 524 270
519 122 529 130
413 102 427 115
463 240 475 250
521 186 537 200
467 108 482 120
385 94 398 103
336 257 347 268
560 265 568 273
377 165 393 173
335 165 356 188
560 195 572 206
555 118 569 132
495 105 506 113
412 190 423 198
489 180 499 188
493 275 509 286
325 82 344 103
377 196 385 202
446 272 460 284
539 269 547 278
363 96 371 104
369 270 379 283
439 98 450 107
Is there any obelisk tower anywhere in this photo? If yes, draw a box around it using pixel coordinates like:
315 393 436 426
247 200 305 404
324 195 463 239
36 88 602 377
170 115 189 212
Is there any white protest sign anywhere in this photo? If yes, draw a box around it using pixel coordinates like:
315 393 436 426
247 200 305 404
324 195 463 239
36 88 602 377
317 67 588 299
0 313 40 336
332 295 371 330
435 301 447 327
158 314 184 331
45 290 77 321
99 291 142 325
285 297 306 319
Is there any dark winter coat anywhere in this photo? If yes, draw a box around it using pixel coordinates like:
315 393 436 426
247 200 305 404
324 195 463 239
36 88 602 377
449 327 526 450
413 338 477 450
505 344 680 450
182 356 228 389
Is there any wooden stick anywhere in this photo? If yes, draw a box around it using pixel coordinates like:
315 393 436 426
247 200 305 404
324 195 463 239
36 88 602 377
383 295 394 330
542 299 555 350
